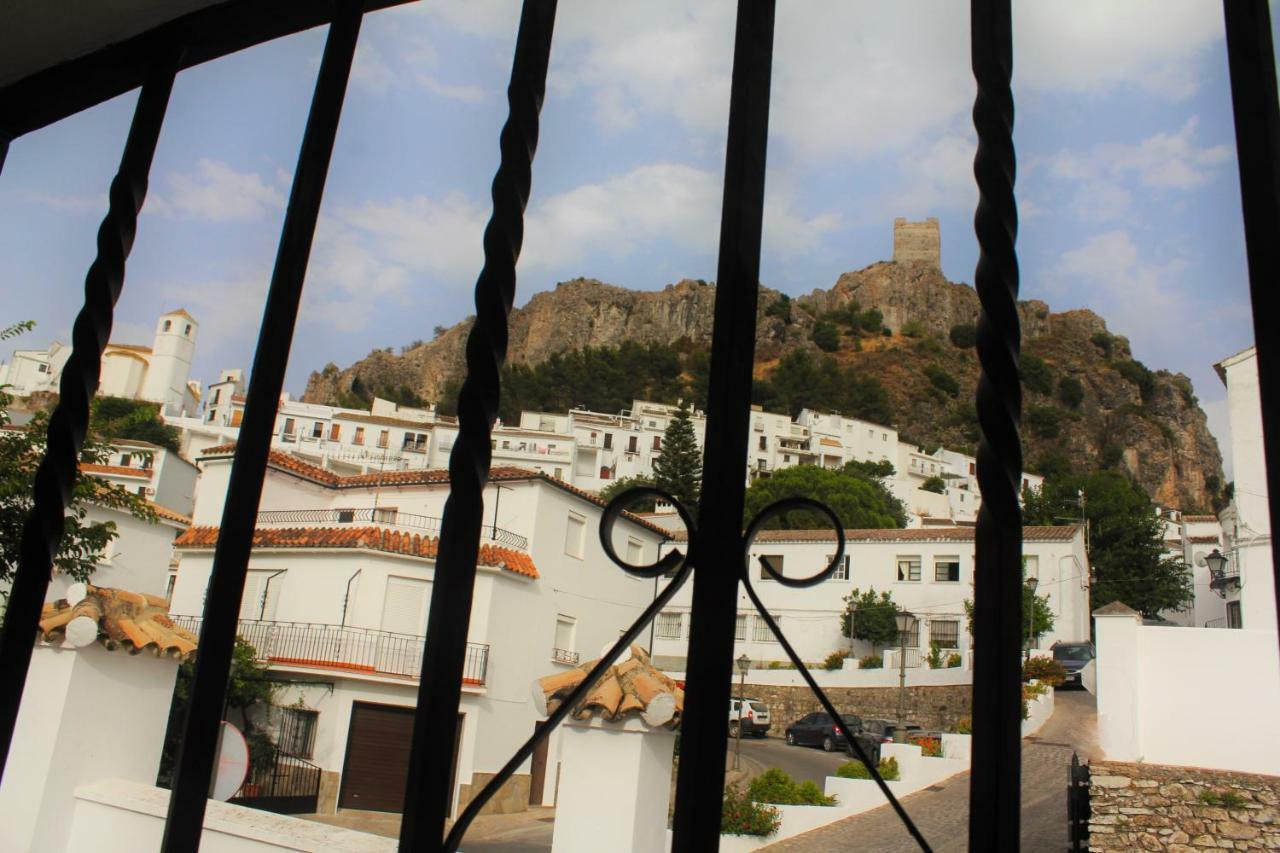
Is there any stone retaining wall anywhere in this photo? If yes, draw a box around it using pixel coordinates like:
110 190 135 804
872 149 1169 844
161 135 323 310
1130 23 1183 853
741 683 971 733
1088 761 1280 850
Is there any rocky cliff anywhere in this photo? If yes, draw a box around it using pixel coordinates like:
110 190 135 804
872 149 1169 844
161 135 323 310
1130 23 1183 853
304 262 1224 511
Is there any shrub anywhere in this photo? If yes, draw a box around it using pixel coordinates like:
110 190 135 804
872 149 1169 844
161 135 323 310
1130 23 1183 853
1114 358 1156 403
923 364 960 397
836 756 901 781
1022 656 1067 687
1090 330 1114 355
823 651 848 671
765 294 792 324
722 784 781 836
949 323 977 348
1099 444 1124 469
748 768 837 806
767 660 795 670
858 654 883 669
909 734 942 757
811 320 841 353
881 326 892 337
926 641 944 669
901 319 926 338
921 475 946 495
1057 375 1085 409
1021 354 1054 395
861 307 884 333
950 718 972 734
945 652 962 668
914 336 944 356
1198 790 1247 809
1025 404 1063 439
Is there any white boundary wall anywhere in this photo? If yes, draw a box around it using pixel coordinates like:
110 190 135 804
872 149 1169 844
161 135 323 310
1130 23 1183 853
1095 607 1280 775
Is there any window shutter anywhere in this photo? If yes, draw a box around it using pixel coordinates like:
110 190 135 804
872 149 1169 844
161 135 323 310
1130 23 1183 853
381 576 429 636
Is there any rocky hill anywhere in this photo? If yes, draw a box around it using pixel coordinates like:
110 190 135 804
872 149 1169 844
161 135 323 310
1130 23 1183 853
304 262 1224 512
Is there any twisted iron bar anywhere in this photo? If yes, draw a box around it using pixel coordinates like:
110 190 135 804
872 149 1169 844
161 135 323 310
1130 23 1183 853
399 2 557 847
0 53 180 781
969 1 1024 850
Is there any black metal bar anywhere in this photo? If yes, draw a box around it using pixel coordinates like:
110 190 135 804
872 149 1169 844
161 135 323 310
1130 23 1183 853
399 4 557 848
0 53 179 783
968 1 1023 850
1223 0 1280 651
160 6 361 848
673 2 775 850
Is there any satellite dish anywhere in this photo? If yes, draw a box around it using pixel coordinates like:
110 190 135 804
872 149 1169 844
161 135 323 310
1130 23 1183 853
210 721 250 801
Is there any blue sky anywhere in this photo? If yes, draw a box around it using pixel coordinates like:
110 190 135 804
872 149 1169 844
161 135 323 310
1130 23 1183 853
0 1 1266 476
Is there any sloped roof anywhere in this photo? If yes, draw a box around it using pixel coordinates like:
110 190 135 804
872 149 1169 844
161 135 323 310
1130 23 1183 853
38 585 197 660
148 501 191 525
1182 515 1219 524
81 463 151 480
174 525 539 579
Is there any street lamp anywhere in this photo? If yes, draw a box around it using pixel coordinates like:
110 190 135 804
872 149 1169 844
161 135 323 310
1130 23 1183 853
1204 548 1228 579
1024 576 1039 662
733 653 751 770
894 611 916 730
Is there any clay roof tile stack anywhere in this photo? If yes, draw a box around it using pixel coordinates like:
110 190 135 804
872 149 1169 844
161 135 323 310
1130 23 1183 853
38 585 198 660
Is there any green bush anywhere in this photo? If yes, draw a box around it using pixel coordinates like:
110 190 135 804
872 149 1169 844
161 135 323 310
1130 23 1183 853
926 641 944 669
765 294 792 324
945 652 962 668
722 784 781 836
1057 375 1085 409
811 320 841 353
949 323 977 348
1025 404 1064 439
1022 656 1067 686
923 365 960 398
1090 331 1114 356
835 756 900 781
921 475 946 495
858 654 883 669
748 768 837 806
914 336 944 355
1114 358 1156 403
1021 354 1054 395
901 319 926 338
1099 444 1124 469
823 651 848 671
1198 790 1247 809
861 308 884 333
950 718 972 734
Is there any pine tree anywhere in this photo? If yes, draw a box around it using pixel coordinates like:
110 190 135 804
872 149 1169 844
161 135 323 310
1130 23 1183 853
652 400 703 511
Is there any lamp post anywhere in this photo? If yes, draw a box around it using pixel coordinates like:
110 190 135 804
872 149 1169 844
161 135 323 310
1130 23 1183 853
894 611 916 729
733 653 751 770
1024 576 1039 662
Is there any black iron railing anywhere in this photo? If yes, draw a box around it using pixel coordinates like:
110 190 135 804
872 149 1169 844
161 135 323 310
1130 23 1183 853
171 617 488 684
551 647 579 665
229 746 322 816
255 507 529 550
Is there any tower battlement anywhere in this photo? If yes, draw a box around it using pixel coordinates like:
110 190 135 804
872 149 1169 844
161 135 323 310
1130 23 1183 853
892 217 941 268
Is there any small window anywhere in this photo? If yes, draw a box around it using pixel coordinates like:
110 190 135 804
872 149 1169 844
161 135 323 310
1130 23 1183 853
734 614 747 641
627 538 644 565
935 558 961 583
120 453 132 467
603 433 613 449
283 418 296 436
759 554 784 580
213 389 221 404
826 554 850 581
565 513 586 558
759 436 767 450
897 557 922 582
163 320 172 332
37 363 48 373
353 427 365 445
554 467 564 480
900 620 920 648
329 423 341 441
311 422 324 438
277 707 318 759
627 436 638 453
656 612 682 639
969 462 976 475
165 575 176 601
337 508 356 523
136 486 146 496
652 436 662 451
373 507 397 523
930 620 960 649
184 324 192 336
753 614 777 642
378 429 390 448
882 433 888 441
783 454 791 463
555 614 576 652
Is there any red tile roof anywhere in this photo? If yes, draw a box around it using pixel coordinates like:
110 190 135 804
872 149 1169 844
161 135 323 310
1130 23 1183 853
671 525 1081 543
148 501 191 525
199 445 670 535
174 525 539 579
39 585 197 660
81 462 151 480
1182 515 1219 524
1187 535 1222 544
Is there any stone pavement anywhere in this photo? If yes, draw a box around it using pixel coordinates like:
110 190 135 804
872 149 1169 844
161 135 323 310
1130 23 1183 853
762 689 1099 853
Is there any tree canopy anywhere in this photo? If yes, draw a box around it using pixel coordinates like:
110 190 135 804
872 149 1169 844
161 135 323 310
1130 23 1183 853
840 587 900 651
599 474 657 512
1022 469 1192 617
89 396 181 451
743 463 906 530
751 350 893 424
652 400 702 511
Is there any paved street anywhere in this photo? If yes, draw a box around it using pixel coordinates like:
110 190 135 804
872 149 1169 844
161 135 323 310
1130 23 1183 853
738 734 858 787
762 689 1100 853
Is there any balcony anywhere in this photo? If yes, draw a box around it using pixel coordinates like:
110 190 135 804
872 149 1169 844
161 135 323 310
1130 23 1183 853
255 507 529 550
551 647 580 665
172 617 488 685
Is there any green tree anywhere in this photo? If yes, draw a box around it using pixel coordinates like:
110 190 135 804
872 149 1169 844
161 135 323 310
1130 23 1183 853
811 321 840 353
1057 376 1085 410
744 464 906 530
1021 354 1054 395
963 583 1055 644
765 294 792 324
949 323 977 348
1023 470 1192 617
860 308 884 333
1 324 155 615
840 587 900 652
923 365 960 398
921 475 946 494
652 401 703 510
599 474 657 512
89 396 181 451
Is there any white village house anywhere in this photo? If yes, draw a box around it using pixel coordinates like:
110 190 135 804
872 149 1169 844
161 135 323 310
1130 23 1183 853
167 445 669 815
651 524 1091 672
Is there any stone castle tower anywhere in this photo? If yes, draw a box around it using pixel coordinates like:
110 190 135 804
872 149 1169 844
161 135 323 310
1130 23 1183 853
892 217 941 269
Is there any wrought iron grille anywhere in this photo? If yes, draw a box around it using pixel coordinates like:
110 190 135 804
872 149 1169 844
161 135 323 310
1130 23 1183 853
1 2 1279 852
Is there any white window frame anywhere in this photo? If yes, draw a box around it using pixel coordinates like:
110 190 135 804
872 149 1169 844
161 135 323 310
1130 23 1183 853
934 556 961 583
758 554 784 580
753 614 778 643
897 556 922 583
930 619 960 649
565 512 587 559
734 614 747 641
827 554 850 581
656 612 682 640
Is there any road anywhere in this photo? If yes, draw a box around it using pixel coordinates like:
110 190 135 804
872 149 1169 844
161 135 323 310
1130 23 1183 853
762 689 1100 853
737 734 859 787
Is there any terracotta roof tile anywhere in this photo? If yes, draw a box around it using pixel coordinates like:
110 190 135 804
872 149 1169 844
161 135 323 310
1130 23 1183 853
1182 515 1219 524
671 525 1081 543
819 437 842 447
1188 535 1222 544
38 585 197 660
81 463 151 480
148 501 191 525
334 412 438 429
174 525 540 579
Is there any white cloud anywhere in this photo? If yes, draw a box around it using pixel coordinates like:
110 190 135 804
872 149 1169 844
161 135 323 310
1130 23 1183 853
416 74 487 103
351 42 397 94
161 159 285 223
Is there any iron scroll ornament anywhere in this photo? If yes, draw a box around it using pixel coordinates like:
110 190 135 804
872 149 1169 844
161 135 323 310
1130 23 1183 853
444 488 933 853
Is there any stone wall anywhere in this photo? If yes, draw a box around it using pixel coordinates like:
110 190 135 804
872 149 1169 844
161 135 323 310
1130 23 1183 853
892 217 941 267
740 682 971 734
1088 761 1280 850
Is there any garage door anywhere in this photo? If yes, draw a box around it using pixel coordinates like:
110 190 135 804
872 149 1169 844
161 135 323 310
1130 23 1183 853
339 703 464 813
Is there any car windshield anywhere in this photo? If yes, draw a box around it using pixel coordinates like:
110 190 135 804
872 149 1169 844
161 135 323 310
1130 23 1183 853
749 702 768 713
1053 644 1093 660
839 715 862 728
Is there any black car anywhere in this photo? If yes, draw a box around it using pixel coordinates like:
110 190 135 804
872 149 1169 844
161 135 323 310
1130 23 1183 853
1050 641 1095 687
785 712 881 762
861 718 922 744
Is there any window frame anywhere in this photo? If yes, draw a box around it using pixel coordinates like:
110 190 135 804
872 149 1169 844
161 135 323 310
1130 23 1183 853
897 556 922 583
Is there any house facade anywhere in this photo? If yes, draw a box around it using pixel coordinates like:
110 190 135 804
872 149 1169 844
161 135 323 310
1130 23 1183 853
650 525 1091 672
167 447 668 815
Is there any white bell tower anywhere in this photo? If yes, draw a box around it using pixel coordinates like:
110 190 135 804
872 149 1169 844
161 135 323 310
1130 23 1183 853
141 309 197 413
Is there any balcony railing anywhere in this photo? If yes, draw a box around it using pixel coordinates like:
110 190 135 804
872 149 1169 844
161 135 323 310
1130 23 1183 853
171 617 488 685
551 647 579 665
254 507 528 550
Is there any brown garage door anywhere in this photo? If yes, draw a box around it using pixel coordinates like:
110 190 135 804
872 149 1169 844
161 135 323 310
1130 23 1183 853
339 703 464 814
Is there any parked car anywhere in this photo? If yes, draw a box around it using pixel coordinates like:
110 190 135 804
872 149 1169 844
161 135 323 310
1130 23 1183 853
785 712 881 762
730 697 771 737
861 718 922 744
1050 641 1095 687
